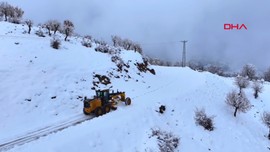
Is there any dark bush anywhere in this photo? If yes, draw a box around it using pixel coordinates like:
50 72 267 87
51 38 61 49
194 108 215 131
95 45 109 53
159 105 166 114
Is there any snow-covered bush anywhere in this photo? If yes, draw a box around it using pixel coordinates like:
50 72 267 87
81 35 92 48
51 37 61 49
225 90 251 117
35 28 45 37
262 111 270 140
95 45 109 53
194 108 215 131
234 76 249 94
151 129 180 152
252 81 263 99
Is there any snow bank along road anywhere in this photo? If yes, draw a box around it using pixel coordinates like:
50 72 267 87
0 114 94 152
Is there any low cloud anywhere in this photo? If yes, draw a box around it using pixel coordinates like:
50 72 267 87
8 0 270 71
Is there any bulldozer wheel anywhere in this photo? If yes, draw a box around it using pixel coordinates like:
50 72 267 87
95 107 103 117
103 105 111 113
125 97 131 105
83 108 91 115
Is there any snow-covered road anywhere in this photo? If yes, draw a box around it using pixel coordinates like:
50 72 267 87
0 114 94 151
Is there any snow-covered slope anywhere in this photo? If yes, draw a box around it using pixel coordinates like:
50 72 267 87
1 22 270 152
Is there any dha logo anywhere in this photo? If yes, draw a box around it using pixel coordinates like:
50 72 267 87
224 24 247 30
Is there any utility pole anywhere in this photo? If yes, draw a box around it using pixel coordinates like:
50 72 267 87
181 40 188 67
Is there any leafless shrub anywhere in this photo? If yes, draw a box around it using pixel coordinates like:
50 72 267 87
194 108 215 131
225 90 251 117
63 20 74 41
252 81 263 99
205 65 224 76
51 37 61 49
9 6 24 24
188 61 205 71
25 19 33 34
262 111 270 140
95 45 109 53
241 64 256 80
111 35 143 54
234 76 249 94
93 39 107 46
151 129 180 152
81 35 92 48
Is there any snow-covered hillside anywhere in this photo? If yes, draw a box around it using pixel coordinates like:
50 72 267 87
1 22 270 152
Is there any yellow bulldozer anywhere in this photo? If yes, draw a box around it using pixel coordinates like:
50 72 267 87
83 89 131 116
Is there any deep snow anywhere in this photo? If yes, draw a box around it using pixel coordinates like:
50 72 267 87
1 22 270 152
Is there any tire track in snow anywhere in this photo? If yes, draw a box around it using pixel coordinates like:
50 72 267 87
0 114 94 152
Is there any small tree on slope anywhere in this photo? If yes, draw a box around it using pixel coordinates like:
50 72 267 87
225 90 251 117
25 19 33 34
252 81 263 99
234 76 249 94
63 20 74 41
241 64 256 80
262 111 270 140
0 2 12 21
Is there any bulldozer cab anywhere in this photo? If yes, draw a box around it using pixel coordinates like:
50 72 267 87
96 89 110 105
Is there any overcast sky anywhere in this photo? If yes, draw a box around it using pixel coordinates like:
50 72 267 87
7 0 270 71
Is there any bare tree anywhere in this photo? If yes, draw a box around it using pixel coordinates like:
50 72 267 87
225 90 251 117
264 67 270 82
63 20 74 41
111 35 143 54
241 64 256 80
262 111 270 140
234 76 249 94
44 20 53 36
0 2 23 23
133 43 143 54
0 2 13 21
206 65 224 76
10 6 23 23
25 19 33 34
252 81 263 99
111 35 122 47
51 20 61 34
